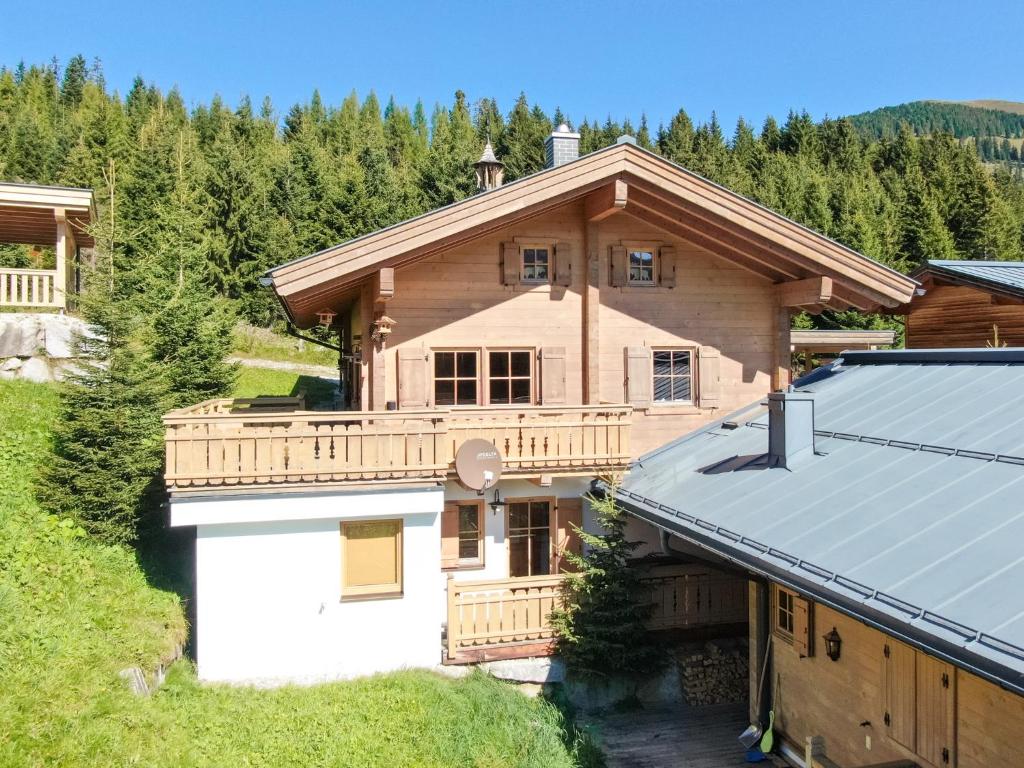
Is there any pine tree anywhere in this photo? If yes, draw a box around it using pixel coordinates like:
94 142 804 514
549 489 664 679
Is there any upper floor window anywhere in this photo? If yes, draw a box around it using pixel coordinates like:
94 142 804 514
652 349 693 403
628 249 656 284
522 247 550 282
774 586 795 639
488 350 533 405
434 350 478 405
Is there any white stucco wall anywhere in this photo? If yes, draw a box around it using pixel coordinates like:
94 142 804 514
172 486 444 684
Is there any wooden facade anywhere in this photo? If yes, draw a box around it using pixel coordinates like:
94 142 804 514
905 283 1024 348
763 582 1024 767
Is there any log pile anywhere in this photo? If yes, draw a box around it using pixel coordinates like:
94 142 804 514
676 638 749 706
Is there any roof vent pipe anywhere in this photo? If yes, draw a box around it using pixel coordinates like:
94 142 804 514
767 389 816 469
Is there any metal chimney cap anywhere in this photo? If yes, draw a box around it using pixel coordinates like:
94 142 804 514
616 134 637 145
556 123 571 133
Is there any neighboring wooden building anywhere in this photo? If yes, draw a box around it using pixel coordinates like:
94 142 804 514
165 132 915 683
0 182 95 311
904 260 1024 348
614 349 1024 768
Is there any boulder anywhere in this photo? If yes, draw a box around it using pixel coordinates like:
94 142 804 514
41 314 75 358
1 357 23 371
0 316 39 358
19 357 52 383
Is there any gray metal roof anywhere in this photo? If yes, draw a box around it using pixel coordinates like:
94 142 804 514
921 259 1024 298
613 348 1024 693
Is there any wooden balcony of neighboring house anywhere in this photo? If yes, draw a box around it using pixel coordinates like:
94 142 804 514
0 182 95 312
162 397 633 494
443 563 749 664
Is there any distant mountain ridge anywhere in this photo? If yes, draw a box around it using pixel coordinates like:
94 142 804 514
845 100 1024 140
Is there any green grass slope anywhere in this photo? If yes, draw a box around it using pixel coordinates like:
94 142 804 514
0 379 598 768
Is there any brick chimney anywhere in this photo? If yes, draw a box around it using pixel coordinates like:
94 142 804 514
545 124 580 168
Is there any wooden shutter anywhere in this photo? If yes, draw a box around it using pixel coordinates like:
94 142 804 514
501 242 520 285
625 346 652 406
659 245 678 288
610 245 627 287
540 346 567 405
398 346 427 408
916 654 956 767
441 502 460 569
697 346 721 408
553 242 573 286
883 639 917 752
793 596 814 658
553 497 583 573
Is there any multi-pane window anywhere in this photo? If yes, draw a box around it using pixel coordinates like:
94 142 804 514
341 519 403 599
628 249 656 284
774 585 795 639
508 500 551 577
488 350 533 405
434 351 478 405
522 247 550 282
457 502 483 564
653 349 693 403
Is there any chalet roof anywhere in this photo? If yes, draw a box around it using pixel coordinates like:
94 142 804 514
0 181 96 247
914 259 1024 300
265 142 917 326
610 348 1024 695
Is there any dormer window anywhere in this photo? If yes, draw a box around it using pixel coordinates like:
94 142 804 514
522 247 550 282
629 249 656 284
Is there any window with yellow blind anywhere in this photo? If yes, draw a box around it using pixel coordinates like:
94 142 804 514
340 519 403 599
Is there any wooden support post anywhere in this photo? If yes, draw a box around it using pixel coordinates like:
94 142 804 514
54 208 67 310
583 221 600 404
772 306 793 391
749 581 768 724
371 301 387 410
359 283 372 409
446 573 458 660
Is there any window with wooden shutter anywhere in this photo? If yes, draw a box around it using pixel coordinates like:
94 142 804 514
553 242 573 286
916 653 956 767
882 639 917 752
341 519 403 599
625 346 652 406
652 349 693 403
659 245 678 288
487 349 533 405
502 242 520 285
540 347 566 405
698 346 720 408
552 497 583 572
398 347 427 408
441 501 484 570
610 245 627 287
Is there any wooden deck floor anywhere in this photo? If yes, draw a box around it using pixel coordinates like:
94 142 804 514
582 702 775 768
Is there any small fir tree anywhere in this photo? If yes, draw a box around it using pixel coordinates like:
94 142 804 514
550 487 664 678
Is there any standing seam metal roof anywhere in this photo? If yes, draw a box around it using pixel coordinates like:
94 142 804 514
612 348 1024 694
921 259 1024 297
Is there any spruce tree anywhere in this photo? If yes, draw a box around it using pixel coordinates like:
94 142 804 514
550 488 664 678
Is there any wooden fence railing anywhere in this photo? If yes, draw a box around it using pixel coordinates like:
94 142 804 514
0 268 61 308
445 564 749 661
164 400 632 490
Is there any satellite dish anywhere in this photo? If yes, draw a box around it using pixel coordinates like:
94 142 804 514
454 439 503 492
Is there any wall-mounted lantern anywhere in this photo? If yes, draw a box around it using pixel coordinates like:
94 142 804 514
823 627 842 662
488 488 506 515
316 308 337 327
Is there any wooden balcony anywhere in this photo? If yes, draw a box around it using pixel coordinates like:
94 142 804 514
163 400 632 493
444 564 749 663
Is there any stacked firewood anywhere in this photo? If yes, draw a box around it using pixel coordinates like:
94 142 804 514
676 638 749 706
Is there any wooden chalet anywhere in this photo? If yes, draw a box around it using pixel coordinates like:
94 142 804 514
904 260 1024 348
0 182 94 311
165 130 916 684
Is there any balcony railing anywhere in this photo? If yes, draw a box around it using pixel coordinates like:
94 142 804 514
444 564 749 663
163 400 632 491
0 267 62 308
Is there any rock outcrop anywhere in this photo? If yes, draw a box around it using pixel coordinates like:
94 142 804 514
0 313 97 383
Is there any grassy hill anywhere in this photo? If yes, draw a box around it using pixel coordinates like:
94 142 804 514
0 379 599 768
957 100 1024 116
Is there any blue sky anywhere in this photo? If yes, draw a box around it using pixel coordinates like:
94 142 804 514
2 0 1020 132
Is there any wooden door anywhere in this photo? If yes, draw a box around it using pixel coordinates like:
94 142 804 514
916 654 956 767
882 639 917 752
